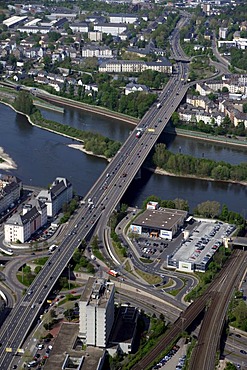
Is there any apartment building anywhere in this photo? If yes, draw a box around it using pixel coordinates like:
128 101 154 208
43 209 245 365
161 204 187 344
109 14 138 24
0 174 22 215
4 199 47 243
70 23 89 33
79 278 115 348
81 45 113 58
36 177 73 218
93 23 127 37
99 58 172 74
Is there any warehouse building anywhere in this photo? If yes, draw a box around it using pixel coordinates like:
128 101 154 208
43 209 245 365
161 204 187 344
130 207 188 240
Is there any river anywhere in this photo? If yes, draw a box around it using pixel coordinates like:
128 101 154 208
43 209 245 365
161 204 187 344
1 103 247 216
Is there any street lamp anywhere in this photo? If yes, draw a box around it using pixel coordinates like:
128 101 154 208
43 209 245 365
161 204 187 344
68 264 72 291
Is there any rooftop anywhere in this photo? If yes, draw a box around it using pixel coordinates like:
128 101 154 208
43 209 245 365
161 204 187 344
132 208 187 231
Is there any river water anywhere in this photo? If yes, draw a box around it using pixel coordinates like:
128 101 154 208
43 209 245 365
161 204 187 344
1 103 247 216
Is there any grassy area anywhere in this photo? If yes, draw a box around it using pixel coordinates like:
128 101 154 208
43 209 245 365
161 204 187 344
33 257 49 265
160 278 174 289
57 294 80 307
112 240 126 263
92 248 104 261
168 288 182 297
16 272 34 287
136 269 162 285
140 257 153 264
124 259 132 273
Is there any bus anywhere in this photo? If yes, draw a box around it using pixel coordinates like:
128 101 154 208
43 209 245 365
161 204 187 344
107 270 119 277
49 244 57 252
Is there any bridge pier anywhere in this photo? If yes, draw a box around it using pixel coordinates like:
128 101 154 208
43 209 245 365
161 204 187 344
134 169 141 180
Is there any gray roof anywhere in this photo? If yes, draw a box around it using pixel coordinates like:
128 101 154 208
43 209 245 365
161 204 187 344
132 208 187 231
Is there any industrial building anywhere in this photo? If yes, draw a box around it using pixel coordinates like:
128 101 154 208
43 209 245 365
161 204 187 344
130 207 188 240
79 278 115 348
3 16 28 28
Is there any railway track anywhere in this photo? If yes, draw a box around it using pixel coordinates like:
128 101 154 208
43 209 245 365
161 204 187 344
133 250 246 370
190 249 246 370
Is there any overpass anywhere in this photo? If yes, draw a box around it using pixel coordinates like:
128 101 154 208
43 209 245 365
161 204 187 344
0 61 190 370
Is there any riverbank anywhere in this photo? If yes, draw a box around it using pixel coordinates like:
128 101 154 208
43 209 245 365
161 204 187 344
68 144 110 162
0 147 17 170
149 166 247 186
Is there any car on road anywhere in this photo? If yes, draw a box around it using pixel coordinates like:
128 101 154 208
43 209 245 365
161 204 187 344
240 349 247 354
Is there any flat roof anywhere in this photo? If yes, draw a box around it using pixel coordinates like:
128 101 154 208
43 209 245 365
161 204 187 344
80 277 114 308
3 16 27 27
44 323 104 370
173 221 231 265
132 208 187 231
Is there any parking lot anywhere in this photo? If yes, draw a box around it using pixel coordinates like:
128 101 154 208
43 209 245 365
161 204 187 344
123 214 236 274
133 238 169 261
171 221 235 267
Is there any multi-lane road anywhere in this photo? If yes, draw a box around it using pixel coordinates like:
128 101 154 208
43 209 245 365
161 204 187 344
0 34 190 370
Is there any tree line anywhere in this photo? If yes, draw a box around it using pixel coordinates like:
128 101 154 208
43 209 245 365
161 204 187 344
152 143 247 182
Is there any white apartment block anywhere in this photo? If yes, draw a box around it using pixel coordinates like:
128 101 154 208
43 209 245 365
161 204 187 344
219 27 228 39
81 45 113 58
17 26 51 34
4 199 47 243
36 177 73 218
109 14 138 24
99 59 172 74
70 23 89 33
93 23 127 36
88 31 103 42
0 175 22 214
79 278 115 348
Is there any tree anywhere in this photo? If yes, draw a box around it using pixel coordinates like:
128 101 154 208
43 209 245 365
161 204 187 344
171 112 180 125
174 198 189 211
194 201 221 218
222 86 229 93
14 91 35 115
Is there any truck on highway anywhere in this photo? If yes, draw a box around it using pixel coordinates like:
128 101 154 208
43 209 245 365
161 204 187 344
156 103 162 109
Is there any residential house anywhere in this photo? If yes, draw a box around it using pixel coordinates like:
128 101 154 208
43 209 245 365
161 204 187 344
125 82 149 95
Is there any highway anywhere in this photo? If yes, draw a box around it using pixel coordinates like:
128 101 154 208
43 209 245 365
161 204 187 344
0 19 190 370
0 12 236 370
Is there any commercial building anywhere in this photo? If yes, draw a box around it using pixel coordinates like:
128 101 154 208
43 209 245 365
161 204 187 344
4 199 47 243
130 207 187 240
79 278 115 348
36 177 73 218
0 174 22 215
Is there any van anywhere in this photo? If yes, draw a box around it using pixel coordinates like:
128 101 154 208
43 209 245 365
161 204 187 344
28 361 37 368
